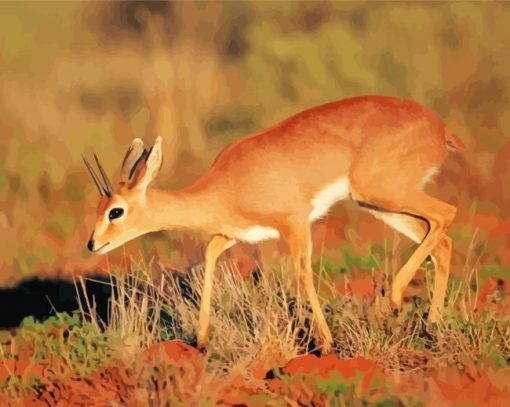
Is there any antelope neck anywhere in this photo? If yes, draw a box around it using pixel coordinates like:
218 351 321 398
145 188 221 233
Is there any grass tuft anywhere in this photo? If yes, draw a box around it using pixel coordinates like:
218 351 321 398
2 256 510 404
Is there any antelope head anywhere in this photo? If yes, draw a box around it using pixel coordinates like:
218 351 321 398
83 137 163 254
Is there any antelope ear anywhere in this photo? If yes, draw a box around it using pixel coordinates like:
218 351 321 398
120 138 147 184
131 136 163 192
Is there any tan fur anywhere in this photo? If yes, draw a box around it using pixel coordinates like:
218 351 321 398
86 96 462 353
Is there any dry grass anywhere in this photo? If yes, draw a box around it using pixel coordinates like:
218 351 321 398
80 260 315 373
77 253 510 377
3 253 510 404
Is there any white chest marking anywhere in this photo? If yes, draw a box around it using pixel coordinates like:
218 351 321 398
309 178 350 221
236 226 280 243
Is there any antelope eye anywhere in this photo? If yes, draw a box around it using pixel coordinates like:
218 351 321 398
108 208 124 221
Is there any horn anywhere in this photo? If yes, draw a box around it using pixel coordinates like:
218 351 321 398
82 154 107 196
93 153 113 197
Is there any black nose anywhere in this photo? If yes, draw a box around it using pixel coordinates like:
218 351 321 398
87 239 94 252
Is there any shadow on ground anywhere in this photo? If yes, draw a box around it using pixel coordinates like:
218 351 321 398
0 276 111 328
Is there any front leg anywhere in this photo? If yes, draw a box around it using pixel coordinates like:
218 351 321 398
197 235 236 350
286 226 334 354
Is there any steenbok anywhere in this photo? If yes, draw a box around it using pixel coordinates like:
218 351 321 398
83 95 464 353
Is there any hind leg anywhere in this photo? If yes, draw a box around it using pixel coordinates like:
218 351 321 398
363 209 454 320
350 126 456 321
428 235 452 322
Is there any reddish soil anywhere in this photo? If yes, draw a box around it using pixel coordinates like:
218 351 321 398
3 338 510 405
335 274 376 299
266 354 385 405
144 340 202 364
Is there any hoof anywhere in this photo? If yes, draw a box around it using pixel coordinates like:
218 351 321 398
390 295 403 312
428 311 441 324
389 297 401 317
321 342 334 356
390 283 404 309
196 341 207 354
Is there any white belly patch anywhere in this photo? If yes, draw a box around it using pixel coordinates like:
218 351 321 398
368 210 422 243
309 178 350 221
236 226 280 243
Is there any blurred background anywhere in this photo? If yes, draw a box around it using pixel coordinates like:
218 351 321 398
1 1 509 287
